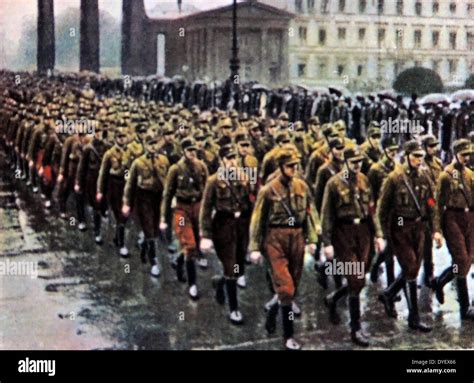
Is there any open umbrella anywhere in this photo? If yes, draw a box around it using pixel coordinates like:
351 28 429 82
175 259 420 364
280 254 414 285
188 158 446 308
419 93 451 105
312 86 330 96
252 83 270 92
328 85 352 98
451 89 474 102
377 89 398 101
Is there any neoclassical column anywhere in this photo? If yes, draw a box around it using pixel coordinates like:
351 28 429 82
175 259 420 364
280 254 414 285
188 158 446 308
80 0 100 73
37 0 55 74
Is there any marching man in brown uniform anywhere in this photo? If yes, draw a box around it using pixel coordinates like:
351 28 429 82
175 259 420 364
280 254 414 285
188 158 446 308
431 139 474 321
367 137 399 286
160 138 208 299
122 135 169 277
376 140 443 332
320 147 374 347
75 122 109 244
421 135 443 286
249 149 318 350
57 130 86 226
97 128 133 257
199 144 253 324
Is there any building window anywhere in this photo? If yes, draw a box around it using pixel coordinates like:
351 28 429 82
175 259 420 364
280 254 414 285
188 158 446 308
319 29 327 45
359 0 367 13
467 32 474 50
337 65 345 76
321 0 329 14
394 62 403 76
319 62 327 77
432 59 440 73
449 2 457 13
339 0 346 12
307 0 315 12
357 64 363 77
295 0 303 13
298 63 306 77
378 28 386 44
415 1 422 16
468 2 474 16
358 28 366 41
448 59 457 74
449 32 457 49
299 27 307 43
338 28 346 40
396 0 404 15
414 61 421 67
432 1 439 14
396 29 404 48
414 30 422 48
377 0 384 14
432 31 439 47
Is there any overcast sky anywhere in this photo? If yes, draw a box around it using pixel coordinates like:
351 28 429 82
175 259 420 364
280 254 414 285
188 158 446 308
0 0 240 50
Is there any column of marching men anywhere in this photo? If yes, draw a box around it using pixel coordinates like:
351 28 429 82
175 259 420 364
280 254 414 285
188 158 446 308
1 72 474 350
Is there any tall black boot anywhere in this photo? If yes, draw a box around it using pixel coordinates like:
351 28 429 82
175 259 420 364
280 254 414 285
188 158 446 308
148 239 160 277
226 278 243 325
113 225 119 247
281 304 294 340
140 239 148 264
118 225 128 257
385 249 395 286
186 260 199 300
324 285 348 324
349 294 369 347
93 211 101 236
212 276 225 304
265 301 279 334
406 280 432 332
431 266 454 304
370 252 384 283
378 273 405 318
174 253 186 283
147 239 156 265
281 304 301 350
455 277 474 321
333 274 343 289
315 260 328 290
76 193 86 229
93 211 102 244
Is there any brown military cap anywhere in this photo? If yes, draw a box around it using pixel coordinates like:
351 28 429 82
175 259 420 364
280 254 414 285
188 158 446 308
453 139 472 155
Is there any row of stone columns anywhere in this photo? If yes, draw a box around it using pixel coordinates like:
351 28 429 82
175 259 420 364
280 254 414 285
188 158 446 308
37 0 100 74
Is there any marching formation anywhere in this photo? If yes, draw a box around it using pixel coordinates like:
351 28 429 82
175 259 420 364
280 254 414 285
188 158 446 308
1 70 474 350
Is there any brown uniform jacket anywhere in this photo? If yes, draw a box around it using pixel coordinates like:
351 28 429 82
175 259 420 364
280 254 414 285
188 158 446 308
249 176 319 252
321 171 374 246
375 163 439 239
161 157 208 219
435 163 474 229
199 170 253 238
123 153 170 206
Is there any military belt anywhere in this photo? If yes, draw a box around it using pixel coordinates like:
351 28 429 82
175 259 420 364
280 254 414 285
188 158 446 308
268 224 303 229
176 196 200 204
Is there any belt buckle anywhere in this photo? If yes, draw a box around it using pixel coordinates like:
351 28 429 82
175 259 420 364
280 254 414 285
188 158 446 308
353 218 361 225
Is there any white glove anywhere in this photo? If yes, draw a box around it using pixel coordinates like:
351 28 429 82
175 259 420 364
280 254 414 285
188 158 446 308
74 184 81 193
323 245 334 261
250 251 263 265
375 237 387 254
200 238 214 253
159 221 168 231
